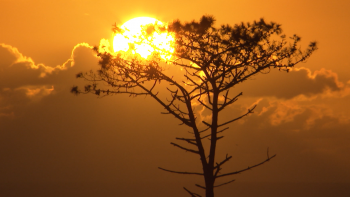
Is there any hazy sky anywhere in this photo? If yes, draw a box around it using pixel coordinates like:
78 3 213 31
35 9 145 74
1 0 350 196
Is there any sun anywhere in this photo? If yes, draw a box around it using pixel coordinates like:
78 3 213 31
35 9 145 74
113 17 174 60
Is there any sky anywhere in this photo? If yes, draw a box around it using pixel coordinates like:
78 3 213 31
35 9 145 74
1 0 350 196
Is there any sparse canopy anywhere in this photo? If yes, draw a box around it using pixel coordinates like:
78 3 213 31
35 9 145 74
72 15 317 197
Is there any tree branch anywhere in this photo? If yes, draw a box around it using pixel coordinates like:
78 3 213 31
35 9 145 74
171 142 200 154
218 105 256 127
184 187 202 197
202 121 212 127
195 184 206 189
213 179 235 188
218 92 243 111
176 137 197 146
216 154 276 178
158 167 204 176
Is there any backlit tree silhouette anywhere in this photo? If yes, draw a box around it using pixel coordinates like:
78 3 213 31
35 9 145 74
72 15 317 197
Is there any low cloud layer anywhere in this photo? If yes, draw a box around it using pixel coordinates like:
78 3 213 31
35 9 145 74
0 43 96 119
0 42 350 196
237 67 347 99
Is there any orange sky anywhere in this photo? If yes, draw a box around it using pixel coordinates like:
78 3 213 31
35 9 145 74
1 0 350 196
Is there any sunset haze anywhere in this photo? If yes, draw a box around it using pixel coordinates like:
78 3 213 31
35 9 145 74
1 0 350 196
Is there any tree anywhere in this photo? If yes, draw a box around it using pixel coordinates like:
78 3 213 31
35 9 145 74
71 15 317 197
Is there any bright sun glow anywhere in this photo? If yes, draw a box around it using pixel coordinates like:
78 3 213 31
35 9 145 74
113 17 174 60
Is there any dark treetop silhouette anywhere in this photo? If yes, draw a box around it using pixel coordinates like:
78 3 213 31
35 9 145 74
72 15 317 197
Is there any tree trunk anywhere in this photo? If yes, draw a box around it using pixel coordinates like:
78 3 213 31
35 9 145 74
205 172 214 197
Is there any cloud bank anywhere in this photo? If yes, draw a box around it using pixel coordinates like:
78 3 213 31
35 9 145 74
0 42 95 119
0 41 349 189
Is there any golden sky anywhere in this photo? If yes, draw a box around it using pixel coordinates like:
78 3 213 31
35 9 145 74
1 0 350 196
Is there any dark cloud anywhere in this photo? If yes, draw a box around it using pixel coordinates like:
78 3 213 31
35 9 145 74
0 43 95 87
1 42 350 197
236 67 345 99
217 98 350 184
0 42 190 188
0 43 96 119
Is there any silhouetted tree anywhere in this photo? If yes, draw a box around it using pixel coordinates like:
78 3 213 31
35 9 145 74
72 16 317 197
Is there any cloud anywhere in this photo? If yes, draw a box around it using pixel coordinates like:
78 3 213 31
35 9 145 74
237 67 347 99
222 66 350 132
185 65 350 132
0 42 96 119
252 98 348 129
0 43 93 77
214 86 350 184
0 42 350 187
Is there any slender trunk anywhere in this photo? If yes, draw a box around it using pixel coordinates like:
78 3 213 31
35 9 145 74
186 99 211 196
205 172 214 197
205 90 219 197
